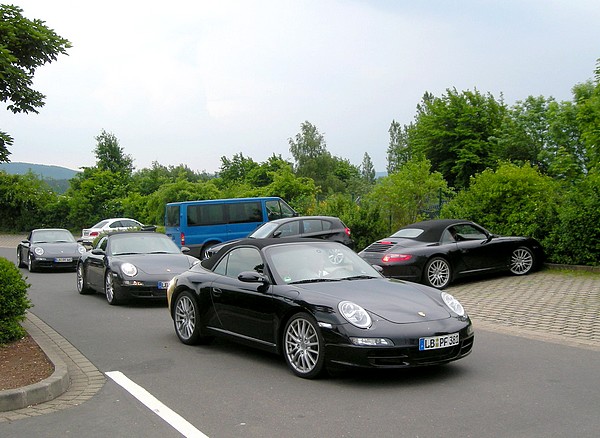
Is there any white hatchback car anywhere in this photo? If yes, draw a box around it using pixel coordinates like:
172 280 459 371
80 218 143 244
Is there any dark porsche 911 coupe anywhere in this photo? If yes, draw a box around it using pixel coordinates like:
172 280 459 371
167 238 474 379
359 219 544 289
77 231 199 305
17 228 86 272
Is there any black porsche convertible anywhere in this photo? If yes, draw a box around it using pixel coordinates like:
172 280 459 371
359 219 545 289
167 238 474 379
77 230 199 305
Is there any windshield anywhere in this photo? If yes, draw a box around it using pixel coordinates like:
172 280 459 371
265 242 381 284
249 222 279 238
32 230 75 243
109 234 181 255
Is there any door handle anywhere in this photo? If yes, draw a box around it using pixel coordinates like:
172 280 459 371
212 287 223 296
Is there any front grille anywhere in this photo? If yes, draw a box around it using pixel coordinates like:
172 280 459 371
366 341 470 367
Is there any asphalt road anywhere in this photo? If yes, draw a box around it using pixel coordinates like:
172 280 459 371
1 246 599 437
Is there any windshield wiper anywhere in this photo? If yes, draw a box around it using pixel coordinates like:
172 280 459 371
113 252 140 256
289 278 342 284
342 275 377 281
149 251 171 254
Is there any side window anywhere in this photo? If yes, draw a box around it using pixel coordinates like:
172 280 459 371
278 220 300 237
266 200 282 220
109 221 122 229
166 205 180 227
441 229 456 243
302 219 324 234
121 220 139 228
227 202 262 223
454 224 487 240
216 247 264 279
98 237 108 251
188 204 225 226
322 220 333 231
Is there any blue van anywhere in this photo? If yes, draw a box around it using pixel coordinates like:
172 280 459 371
165 197 296 258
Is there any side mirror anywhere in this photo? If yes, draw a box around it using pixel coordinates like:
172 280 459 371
238 271 270 285
272 230 282 238
91 248 105 255
181 246 191 254
371 264 383 273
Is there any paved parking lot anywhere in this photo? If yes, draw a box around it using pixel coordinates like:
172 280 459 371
2 234 599 350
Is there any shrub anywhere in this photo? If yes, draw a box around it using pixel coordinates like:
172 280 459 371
0 257 32 344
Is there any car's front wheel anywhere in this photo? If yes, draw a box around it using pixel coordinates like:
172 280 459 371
423 257 451 289
28 254 37 273
105 270 122 305
17 249 25 268
283 313 325 379
510 246 535 275
173 290 213 345
76 263 93 294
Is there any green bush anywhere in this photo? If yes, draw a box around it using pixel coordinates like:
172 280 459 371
0 257 32 344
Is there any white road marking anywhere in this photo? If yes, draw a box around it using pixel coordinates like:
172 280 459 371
106 371 208 438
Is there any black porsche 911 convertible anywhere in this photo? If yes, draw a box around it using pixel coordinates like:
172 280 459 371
167 238 474 379
359 219 545 289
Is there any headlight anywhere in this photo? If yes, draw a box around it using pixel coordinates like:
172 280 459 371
441 292 465 316
338 301 372 328
121 263 138 277
78 246 86 254
34 247 44 256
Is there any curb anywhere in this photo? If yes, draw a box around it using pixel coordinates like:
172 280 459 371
0 313 70 412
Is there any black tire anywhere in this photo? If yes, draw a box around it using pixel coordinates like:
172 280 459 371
173 290 213 345
76 263 93 295
200 241 219 260
423 257 451 289
510 246 535 276
28 254 37 273
283 313 325 379
17 249 26 268
104 270 122 305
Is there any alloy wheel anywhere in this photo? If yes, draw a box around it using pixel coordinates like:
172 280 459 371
284 314 324 378
425 257 451 289
510 247 534 275
175 294 196 341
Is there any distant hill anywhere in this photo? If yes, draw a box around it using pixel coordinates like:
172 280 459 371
0 162 80 194
0 162 79 180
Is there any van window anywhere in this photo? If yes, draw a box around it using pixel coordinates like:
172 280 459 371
227 202 262 223
166 205 180 227
266 199 296 220
188 204 225 226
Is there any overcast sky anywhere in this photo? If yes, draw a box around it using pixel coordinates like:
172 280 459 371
4 0 600 174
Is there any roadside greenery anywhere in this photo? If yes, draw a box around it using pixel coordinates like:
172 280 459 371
0 257 31 343
0 5 598 266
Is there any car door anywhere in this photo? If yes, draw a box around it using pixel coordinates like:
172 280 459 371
210 247 276 345
85 236 109 289
453 223 502 272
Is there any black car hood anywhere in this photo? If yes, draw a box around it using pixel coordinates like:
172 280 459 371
294 278 452 323
114 253 197 274
36 242 82 255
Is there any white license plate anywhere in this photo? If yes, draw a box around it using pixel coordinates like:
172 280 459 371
419 333 459 351
157 281 169 289
54 257 73 263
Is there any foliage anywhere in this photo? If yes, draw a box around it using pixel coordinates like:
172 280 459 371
386 120 413 173
94 130 134 175
360 152 376 184
0 257 31 344
0 170 55 231
368 158 451 233
410 88 506 189
0 5 71 160
440 162 560 244
546 170 600 265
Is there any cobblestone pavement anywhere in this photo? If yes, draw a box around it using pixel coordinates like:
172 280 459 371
447 270 600 351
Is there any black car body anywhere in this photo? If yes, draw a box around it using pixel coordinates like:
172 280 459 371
205 215 354 258
167 238 474 379
77 231 199 305
359 219 545 289
17 228 86 272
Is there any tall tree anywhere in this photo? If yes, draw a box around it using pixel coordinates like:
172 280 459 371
0 5 71 161
386 120 413 174
94 130 134 175
410 88 506 189
360 152 376 184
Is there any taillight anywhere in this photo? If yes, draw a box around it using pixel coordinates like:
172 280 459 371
180 232 185 246
344 227 351 236
90 231 98 237
382 253 412 263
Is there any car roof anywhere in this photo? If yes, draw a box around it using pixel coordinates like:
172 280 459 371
268 215 343 225
32 228 70 232
106 229 163 239
201 237 334 270
397 219 474 241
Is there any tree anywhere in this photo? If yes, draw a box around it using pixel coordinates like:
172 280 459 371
94 130 134 176
0 5 71 161
410 88 506 189
386 120 413 173
360 152 376 184
573 60 600 171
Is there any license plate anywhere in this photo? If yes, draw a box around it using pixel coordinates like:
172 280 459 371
158 281 169 289
419 333 459 351
54 257 73 263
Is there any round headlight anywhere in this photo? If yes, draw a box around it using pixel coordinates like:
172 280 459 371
78 246 86 254
34 247 44 256
338 301 372 328
121 263 138 277
441 292 465 316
